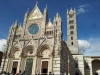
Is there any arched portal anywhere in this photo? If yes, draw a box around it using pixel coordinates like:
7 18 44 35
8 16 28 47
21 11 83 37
24 58 33 75
37 44 52 74
92 59 100 75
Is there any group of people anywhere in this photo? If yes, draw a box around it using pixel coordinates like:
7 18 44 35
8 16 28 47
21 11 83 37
35 72 53 75
14 70 25 75
0 70 25 75
0 71 54 75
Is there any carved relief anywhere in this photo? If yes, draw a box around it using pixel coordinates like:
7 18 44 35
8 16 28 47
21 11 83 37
27 49 35 56
21 45 35 57
28 6 43 20
9 47 20 58
14 51 20 58
42 49 49 55
37 44 52 58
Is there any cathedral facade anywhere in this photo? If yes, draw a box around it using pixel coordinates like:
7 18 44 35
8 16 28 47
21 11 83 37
0 2 100 75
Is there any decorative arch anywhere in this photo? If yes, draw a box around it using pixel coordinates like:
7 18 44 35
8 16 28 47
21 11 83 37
84 59 89 69
75 57 78 68
95 72 98 75
10 47 20 57
37 44 52 57
92 59 100 75
22 45 34 57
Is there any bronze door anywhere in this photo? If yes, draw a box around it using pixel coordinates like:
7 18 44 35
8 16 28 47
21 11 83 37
25 59 33 75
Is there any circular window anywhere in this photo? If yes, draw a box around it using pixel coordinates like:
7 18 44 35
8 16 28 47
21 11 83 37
29 24 39 35
29 50 33 54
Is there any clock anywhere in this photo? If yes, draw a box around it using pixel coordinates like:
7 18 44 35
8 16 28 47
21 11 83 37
29 24 39 35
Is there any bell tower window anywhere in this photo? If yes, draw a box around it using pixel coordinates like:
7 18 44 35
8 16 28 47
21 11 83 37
71 42 73 45
70 31 74 34
70 25 74 29
71 37 73 40
69 14 74 18
69 20 74 24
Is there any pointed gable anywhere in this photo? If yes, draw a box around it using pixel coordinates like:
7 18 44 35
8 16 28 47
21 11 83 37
28 4 43 20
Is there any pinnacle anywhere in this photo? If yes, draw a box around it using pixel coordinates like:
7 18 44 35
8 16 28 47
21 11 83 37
36 1 38 6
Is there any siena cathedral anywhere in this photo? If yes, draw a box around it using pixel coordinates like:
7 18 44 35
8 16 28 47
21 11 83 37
0 2 100 75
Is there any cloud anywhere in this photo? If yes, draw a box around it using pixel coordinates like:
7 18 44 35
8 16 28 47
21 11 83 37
77 4 89 15
78 37 100 56
78 40 90 53
79 4 89 8
88 37 100 51
0 39 7 52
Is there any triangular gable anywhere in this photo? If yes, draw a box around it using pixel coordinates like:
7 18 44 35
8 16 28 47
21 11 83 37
11 38 22 51
28 39 38 48
28 4 43 20
23 38 38 49
38 36 51 48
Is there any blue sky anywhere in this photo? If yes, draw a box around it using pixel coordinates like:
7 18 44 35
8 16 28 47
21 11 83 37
0 0 100 56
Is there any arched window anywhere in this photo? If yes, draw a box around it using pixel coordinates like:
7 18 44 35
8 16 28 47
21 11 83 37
70 31 74 34
75 57 78 68
70 25 74 29
71 42 73 45
71 36 73 40
69 20 74 24
69 15 73 18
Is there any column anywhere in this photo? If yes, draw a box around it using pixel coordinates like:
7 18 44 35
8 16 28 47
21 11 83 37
7 58 13 73
32 56 37 75
20 57 26 73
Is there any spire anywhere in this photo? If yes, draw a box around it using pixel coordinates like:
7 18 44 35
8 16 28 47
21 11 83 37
55 12 61 21
69 7 74 13
46 4 47 9
15 20 18 26
55 12 59 19
53 16 56 22
56 12 59 16
36 1 38 6
74 8 76 13
67 9 69 14
47 18 53 26
44 4 48 14
54 16 55 20
20 23 22 28
28 7 29 12
49 18 51 22
25 8 29 17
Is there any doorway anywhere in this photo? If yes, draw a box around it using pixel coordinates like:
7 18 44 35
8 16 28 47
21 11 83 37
75 72 79 75
95 73 98 75
92 60 100 75
25 59 33 75
41 61 48 75
12 61 18 74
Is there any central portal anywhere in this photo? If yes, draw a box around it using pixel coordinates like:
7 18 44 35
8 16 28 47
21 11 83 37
41 61 48 75
25 59 33 75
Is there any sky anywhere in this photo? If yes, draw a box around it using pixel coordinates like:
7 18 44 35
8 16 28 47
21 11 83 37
0 0 100 56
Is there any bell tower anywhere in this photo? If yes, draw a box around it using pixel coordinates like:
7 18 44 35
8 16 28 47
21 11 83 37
67 8 79 54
